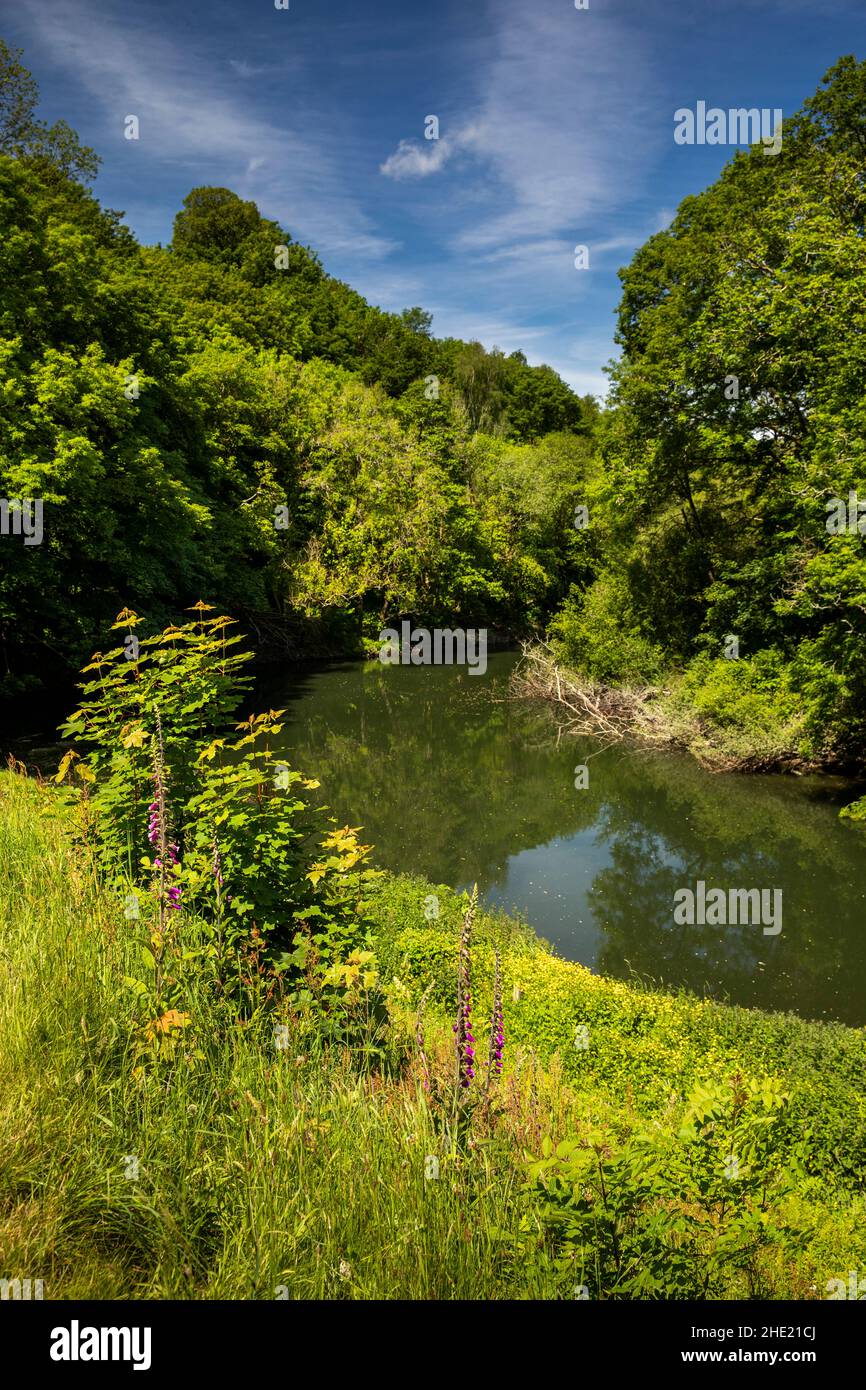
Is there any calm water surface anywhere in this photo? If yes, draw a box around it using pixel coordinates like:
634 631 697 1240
260 651 866 1025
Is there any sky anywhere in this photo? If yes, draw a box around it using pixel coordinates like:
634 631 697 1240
5 0 866 398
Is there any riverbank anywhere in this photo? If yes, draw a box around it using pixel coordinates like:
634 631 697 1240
2 767 865 1299
512 644 842 775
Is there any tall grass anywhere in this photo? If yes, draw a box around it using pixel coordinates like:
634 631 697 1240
0 770 575 1299
2 768 865 1300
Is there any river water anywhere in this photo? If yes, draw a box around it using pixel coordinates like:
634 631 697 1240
260 650 866 1025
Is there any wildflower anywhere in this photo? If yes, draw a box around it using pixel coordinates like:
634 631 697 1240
455 884 478 1090
416 983 433 1093
212 837 223 887
150 707 181 918
485 949 504 1092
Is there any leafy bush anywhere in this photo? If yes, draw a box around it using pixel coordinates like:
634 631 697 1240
524 1074 805 1299
548 575 663 685
667 649 808 764
57 605 378 1018
680 649 800 729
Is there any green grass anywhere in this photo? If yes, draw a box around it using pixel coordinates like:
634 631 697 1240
1 769 865 1299
0 771 572 1299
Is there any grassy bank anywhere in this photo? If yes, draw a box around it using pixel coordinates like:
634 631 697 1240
2 769 865 1299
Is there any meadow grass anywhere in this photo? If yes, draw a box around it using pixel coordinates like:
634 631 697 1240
0 770 573 1299
2 768 865 1299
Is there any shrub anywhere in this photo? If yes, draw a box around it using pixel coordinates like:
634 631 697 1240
666 648 807 763
57 605 378 1018
548 575 663 685
524 1074 806 1299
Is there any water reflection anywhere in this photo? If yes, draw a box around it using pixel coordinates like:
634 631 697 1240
258 653 866 1024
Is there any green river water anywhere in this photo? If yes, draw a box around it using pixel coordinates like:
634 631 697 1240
260 650 866 1026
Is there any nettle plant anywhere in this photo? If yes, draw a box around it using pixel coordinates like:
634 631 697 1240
58 605 379 1027
524 1072 806 1299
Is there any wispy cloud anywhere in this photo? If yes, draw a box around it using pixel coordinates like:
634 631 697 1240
380 135 458 180
14 0 716 397
19 0 396 261
380 1 663 257
370 0 667 389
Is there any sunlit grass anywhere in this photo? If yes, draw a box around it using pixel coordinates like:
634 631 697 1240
2 768 865 1300
0 771 567 1298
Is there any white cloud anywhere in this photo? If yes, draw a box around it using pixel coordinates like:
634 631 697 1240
380 0 664 259
369 0 665 389
380 136 457 180
20 0 666 394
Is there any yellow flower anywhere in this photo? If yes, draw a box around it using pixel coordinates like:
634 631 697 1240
147 1009 191 1038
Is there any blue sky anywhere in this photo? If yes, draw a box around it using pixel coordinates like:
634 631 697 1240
6 0 865 396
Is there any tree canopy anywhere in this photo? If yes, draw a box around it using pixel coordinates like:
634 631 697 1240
0 46 594 693
551 55 866 761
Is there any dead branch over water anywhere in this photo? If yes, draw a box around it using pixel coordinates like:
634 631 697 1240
510 644 822 775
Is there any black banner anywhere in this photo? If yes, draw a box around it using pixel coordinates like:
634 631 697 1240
4 1298 860 1377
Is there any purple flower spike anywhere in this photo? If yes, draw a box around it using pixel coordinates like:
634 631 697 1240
486 950 505 1088
454 885 478 1093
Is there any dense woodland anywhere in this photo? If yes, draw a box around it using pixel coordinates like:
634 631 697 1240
0 41 597 694
3 45 866 777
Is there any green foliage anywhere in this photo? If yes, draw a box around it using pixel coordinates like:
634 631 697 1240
0 45 597 695
171 186 270 267
539 55 866 771
2 784 862 1300
58 606 253 873
524 1075 805 1299
549 575 664 684
839 795 866 823
668 649 809 762
0 38 98 182
58 607 378 1018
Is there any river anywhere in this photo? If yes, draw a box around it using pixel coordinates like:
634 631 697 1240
259 650 866 1025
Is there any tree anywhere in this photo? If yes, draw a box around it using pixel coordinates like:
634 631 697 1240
0 41 599 694
171 187 270 265
572 54 866 752
0 40 98 181
400 306 433 336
